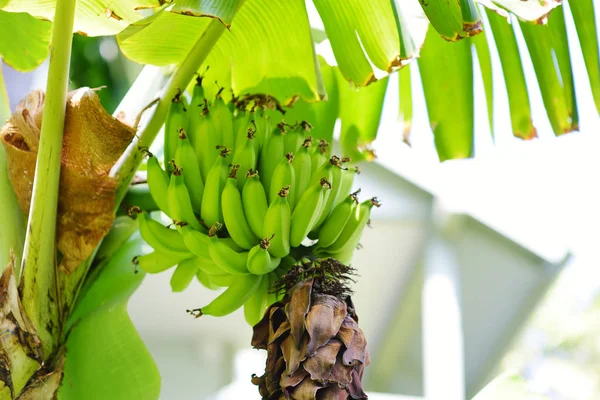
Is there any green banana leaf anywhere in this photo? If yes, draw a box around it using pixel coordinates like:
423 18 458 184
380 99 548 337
1 0 161 36
0 10 50 71
58 232 160 400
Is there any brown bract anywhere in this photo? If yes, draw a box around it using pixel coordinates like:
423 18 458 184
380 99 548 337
252 279 369 400
0 88 135 273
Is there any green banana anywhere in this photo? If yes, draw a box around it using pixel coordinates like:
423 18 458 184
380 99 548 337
196 100 222 182
207 224 250 275
258 122 286 193
293 137 313 209
263 186 291 258
138 211 189 255
322 198 381 254
170 258 199 292
167 162 203 231
242 169 269 238
135 250 189 274
222 165 258 250
179 225 211 259
334 161 359 208
174 129 204 213
212 87 234 150
187 74 206 151
290 178 331 247
189 274 262 318
316 191 359 248
247 236 281 275
244 275 269 325
144 150 171 216
195 268 221 290
253 107 270 152
313 157 344 230
122 183 159 213
284 121 310 155
207 272 236 287
307 156 337 230
269 152 295 205
164 90 188 165
310 139 329 172
233 110 251 147
200 147 231 228
232 128 257 191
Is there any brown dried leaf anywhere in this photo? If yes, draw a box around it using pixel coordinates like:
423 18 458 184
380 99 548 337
305 294 347 356
285 279 313 346
316 385 348 400
267 357 287 394
0 88 135 273
280 366 308 389
270 320 291 345
337 316 368 366
288 376 321 400
252 306 272 349
281 333 308 376
348 367 368 400
303 340 342 383
0 259 43 397
329 354 353 387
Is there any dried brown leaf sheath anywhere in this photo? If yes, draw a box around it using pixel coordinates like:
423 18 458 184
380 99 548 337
0 88 135 273
252 279 369 400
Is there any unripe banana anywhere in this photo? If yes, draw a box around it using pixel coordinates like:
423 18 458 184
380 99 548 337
247 236 282 275
244 275 269 325
293 137 313 209
316 191 359 248
207 272 236 287
212 87 234 150
167 162 203 231
323 197 381 254
174 129 204 214
189 274 262 318
269 153 295 205
164 90 188 165
170 258 199 292
200 147 231 228
313 156 344 230
233 110 251 147
310 139 329 172
207 224 250 275
179 225 211 259
263 186 291 258
334 161 359 208
307 156 337 231
187 74 206 151
195 268 221 290
242 169 269 238
135 250 189 274
138 211 189 256
253 107 270 152
144 149 171 216
222 165 258 250
258 122 286 193
284 121 311 155
232 128 257 191
289 178 331 247
196 100 222 182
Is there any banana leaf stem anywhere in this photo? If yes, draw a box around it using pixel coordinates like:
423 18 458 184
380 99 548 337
20 0 76 360
0 64 25 274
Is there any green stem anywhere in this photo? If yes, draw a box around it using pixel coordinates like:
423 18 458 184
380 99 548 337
20 0 76 360
59 18 227 317
0 63 25 274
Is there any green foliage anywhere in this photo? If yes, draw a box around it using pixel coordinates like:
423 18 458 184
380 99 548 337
60 236 160 400
473 373 548 400
0 10 51 71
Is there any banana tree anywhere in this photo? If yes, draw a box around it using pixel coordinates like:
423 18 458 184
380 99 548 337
0 0 598 398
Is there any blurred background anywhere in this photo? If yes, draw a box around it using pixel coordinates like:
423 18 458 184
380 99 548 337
2 10 600 398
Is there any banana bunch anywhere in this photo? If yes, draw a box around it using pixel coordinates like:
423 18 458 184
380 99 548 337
135 79 380 325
